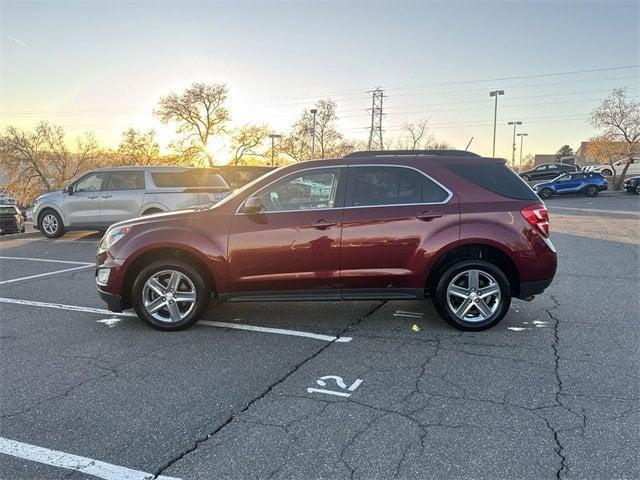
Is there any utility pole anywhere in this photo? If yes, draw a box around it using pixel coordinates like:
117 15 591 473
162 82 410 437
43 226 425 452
310 108 317 160
269 134 281 167
489 90 504 157
508 121 522 167
517 133 528 172
367 88 384 150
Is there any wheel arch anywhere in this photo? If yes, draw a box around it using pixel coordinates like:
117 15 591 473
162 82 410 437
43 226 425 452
426 242 521 297
120 246 216 310
37 205 67 228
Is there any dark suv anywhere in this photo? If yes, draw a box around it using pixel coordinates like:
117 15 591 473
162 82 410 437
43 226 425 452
520 163 579 181
96 151 557 331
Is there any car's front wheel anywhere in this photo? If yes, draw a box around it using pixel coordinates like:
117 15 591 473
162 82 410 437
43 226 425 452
132 259 210 331
433 260 511 331
585 185 599 197
539 187 553 199
39 209 65 238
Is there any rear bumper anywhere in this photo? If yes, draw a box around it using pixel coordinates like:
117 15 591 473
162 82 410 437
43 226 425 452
97 287 124 312
518 278 554 299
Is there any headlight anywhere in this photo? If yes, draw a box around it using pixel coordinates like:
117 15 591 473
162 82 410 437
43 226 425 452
98 226 131 253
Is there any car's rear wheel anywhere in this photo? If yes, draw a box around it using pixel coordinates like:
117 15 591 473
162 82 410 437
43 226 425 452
602 169 613 176
132 259 210 331
433 260 511 331
585 185 599 197
39 209 64 238
539 187 553 199
634 185 640 195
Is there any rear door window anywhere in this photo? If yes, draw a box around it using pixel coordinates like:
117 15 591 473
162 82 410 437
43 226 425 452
348 166 449 207
104 171 145 190
446 163 538 201
151 170 228 189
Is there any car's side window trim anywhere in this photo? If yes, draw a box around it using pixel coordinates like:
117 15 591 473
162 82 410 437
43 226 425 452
344 164 453 209
235 165 348 215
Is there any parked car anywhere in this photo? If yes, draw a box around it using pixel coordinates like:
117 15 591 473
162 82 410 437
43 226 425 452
583 158 640 177
96 150 557 332
0 204 25 235
215 166 275 190
520 163 580 181
532 172 608 199
33 166 231 238
623 176 640 194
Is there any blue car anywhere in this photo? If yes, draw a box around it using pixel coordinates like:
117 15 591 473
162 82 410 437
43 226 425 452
532 172 608 199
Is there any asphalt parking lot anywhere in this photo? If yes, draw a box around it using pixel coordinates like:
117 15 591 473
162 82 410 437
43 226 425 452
1 193 638 480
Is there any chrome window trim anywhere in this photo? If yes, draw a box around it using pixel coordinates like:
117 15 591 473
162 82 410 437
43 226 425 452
234 165 347 215
345 164 453 208
233 163 454 215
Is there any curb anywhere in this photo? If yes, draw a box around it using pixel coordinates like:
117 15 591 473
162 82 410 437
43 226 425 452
0 230 42 241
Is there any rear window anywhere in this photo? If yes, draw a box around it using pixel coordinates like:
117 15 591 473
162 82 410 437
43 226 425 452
0 206 18 215
446 163 538 201
151 169 229 189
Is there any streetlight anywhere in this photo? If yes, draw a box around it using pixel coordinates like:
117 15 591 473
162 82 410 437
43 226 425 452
507 121 522 167
517 133 528 172
269 134 282 167
310 108 318 160
489 90 505 157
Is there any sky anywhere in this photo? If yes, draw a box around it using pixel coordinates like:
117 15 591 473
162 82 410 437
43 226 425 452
1 0 639 162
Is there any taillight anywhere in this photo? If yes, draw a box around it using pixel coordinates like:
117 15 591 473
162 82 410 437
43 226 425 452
521 204 549 238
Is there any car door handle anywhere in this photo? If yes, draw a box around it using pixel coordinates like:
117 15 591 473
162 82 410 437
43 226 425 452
416 211 443 221
101 194 112 198
310 220 338 229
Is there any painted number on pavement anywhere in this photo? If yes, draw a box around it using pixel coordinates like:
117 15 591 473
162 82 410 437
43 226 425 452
307 375 363 398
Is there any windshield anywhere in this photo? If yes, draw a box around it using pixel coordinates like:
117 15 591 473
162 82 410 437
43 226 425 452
213 165 288 208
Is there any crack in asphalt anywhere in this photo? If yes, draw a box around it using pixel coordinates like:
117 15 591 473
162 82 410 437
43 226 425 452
151 301 387 479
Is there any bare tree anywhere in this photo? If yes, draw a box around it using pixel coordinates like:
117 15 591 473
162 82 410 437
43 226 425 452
117 128 160 165
398 117 434 149
590 88 640 189
0 122 100 204
155 83 230 166
230 124 269 165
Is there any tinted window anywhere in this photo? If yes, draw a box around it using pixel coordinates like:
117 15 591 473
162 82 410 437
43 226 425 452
572 173 586 180
255 168 342 212
74 173 104 192
152 169 228 189
536 165 547 171
105 171 145 190
446 163 538 201
0 206 17 215
349 166 448 207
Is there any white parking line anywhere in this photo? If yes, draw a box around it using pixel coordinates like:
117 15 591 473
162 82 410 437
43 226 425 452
199 320 352 343
0 264 93 285
0 436 180 480
0 298 353 343
0 256 93 266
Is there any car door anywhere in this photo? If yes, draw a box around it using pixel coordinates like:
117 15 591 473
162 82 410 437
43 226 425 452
531 165 548 180
227 166 346 299
64 172 105 227
566 173 587 193
553 173 572 193
100 170 146 225
340 165 458 299
542 165 560 180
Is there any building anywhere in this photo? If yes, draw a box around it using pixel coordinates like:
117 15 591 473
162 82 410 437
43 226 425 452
575 141 631 166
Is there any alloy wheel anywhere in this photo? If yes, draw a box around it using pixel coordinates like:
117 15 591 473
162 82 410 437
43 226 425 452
142 269 197 323
42 214 59 235
446 269 501 323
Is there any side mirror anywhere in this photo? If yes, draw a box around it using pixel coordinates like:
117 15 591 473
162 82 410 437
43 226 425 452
64 185 74 195
243 196 263 214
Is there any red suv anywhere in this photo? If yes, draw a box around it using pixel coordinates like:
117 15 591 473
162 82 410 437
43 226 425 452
96 150 556 331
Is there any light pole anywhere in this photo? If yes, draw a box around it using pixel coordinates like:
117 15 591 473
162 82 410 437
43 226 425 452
489 90 504 157
269 134 282 167
310 108 318 160
508 121 522 167
517 133 528 172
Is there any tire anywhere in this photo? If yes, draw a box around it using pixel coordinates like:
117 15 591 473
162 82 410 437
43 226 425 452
433 259 511 331
539 188 553 200
635 185 640 195
142 208 163 216
585 185 599 197
131 259 210 331
39 209 65 238
602 169 613 176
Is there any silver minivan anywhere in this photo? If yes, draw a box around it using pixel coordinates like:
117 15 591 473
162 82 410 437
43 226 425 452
33 166 230 238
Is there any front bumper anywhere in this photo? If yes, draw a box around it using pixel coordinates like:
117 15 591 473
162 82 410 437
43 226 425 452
97 287 124 312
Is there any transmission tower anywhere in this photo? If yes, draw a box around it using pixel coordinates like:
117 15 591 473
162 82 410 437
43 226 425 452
367 88 384 150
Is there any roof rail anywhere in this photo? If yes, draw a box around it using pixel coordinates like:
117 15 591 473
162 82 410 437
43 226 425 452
344 149 481 158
